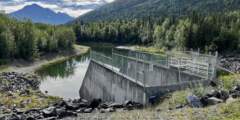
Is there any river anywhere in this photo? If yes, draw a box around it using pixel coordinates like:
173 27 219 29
36 44 114 99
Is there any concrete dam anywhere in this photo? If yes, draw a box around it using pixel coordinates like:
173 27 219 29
79 49 218 104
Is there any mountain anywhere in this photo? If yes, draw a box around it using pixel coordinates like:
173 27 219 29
10 4 74 25
74 0 240 22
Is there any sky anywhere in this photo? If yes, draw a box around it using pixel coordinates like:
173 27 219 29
0 0 114 17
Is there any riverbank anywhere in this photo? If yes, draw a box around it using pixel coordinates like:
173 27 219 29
116 45 164 54
0 72 61 116
0 44 90 73
0 72 144 119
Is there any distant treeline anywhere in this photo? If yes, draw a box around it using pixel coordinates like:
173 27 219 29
0 14 76 63
73 11 240 53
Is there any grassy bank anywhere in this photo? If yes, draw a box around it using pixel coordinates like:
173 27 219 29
110 99 240 120
134 45 165 54
0 90 61 113
35 44 90 71
0 72 63 114
0 45 89 114
110 72 240 120
0 44 90 73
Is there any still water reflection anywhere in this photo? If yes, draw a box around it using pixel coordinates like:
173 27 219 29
37 45 113 99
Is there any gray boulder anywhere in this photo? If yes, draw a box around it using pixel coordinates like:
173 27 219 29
187 95 202 108
42 107 57 118
204 97 223 105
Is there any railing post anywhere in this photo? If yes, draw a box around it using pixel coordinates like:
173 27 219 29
90 50 92 60
112 48 114 71
143 70 147 105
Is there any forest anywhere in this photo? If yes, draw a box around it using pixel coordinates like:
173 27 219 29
1 9 240 65
0 14 76 64
77 0 240 22
73 11 240 53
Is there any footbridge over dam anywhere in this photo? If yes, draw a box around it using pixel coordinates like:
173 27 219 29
80 49 218 104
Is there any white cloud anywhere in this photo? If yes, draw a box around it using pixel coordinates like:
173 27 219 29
0 0 114 17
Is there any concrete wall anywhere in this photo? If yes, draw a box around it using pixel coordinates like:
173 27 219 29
116 54 203 87
145 80 211 98
145 66 203 87
80 58 210 104
80 60 146 104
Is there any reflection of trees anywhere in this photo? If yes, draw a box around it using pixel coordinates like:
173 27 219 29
91 47 112 57
75 52 90 62
37 46 113 79
37 52 90 79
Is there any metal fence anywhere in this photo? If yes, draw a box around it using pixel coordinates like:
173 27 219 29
113 49 169 67
90 49 217 86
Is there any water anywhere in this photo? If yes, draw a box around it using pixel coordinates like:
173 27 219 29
37 45 113 99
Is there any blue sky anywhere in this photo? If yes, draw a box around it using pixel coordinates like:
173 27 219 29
0 0 114 17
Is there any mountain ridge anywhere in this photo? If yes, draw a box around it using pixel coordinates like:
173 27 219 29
10 4 74 25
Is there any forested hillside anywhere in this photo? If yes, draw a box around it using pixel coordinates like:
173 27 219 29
0 14 76 64
72 11 240 53
74 0 240 22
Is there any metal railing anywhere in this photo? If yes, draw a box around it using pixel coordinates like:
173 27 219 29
90 49 217 84
168 57 210 79
113 49 169 67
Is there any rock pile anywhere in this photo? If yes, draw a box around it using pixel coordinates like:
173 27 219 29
1 98 143 120
187 85 240 108
220 56 240 73
0 72 143 119
0 72 40 93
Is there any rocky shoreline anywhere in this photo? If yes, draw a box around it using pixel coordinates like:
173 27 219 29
0 72 40 93
0 72 143 120
186 85 240 108
220 55 240 73
1 98 144 120
0 69 239 120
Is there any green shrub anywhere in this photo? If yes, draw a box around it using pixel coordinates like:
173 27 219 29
219 74 240 90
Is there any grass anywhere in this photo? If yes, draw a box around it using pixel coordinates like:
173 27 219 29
39 44 89 67
218 73 240 90
0 65 10 72
81 42 115 48
0 44 90 114
0 44 90 73
156 90 189 110
110 96 240 120
0 89 61 112
133 45 165 54
110 72 240 120
35 45 90 73
217 99 240 120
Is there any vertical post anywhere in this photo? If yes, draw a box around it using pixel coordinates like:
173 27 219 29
135 60 137 80
178 59 181 84
166 54 169 67
209 51 212 56
112 48 114 71
207 64 209 79
213 51 218 80
90 50 92 60
143 70 147 105
121 54 124 73
215 51 218 57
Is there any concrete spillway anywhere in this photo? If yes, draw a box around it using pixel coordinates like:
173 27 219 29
79 50 215 104
80 60 146 104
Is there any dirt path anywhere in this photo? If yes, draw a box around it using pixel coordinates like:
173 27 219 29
0 45 90 74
